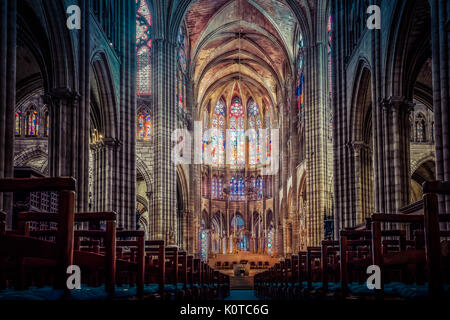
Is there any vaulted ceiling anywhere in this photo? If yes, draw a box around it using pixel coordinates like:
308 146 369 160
184 0 302 116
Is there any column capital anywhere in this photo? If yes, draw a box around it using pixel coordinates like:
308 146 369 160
90 137 121 150
103 137 121 148
381 96 413 114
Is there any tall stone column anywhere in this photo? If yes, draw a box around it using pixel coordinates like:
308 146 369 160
77 0 91 213
371 0 384 215
151 37 178 244
280 103 289 256
91 138 118 213
116 0 136 230
0 0 16 227
187 74 200 254
46 88 80 178
380 97 412 211
305 41 328 245
430 0 450 215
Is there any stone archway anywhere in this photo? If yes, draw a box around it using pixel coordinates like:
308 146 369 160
350 62 374 226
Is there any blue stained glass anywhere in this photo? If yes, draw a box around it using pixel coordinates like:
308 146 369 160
210 99 226 166
248 99 262 166
136 0 152 95
211 176 217 198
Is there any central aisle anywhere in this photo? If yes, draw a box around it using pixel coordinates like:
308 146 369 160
224 273 260 300
225 290 259 300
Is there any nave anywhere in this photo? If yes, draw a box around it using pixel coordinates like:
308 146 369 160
1 0 450 302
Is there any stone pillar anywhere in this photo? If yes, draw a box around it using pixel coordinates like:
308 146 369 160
430 0 450 215
380 97 412 211
304 40 327 245
46 88 80 178
77 0 91 213
151 37 178 244
91 138 119 213
351 141 365 225
0 0 16 227
280 104 289 256
187 76 199 254
118 0 137 230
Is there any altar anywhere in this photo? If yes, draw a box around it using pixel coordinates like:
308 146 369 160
208 251 279 270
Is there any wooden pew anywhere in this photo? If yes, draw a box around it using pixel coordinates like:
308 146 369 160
0 177 76 292
187 255 194 292
371 213 425 296
115 230 145 299
340 229 372 296
72 211 117 295
178 251 188 292
145 240 165 296
306 247 321 290
321 240 340 292
422 180 450 297
165 246 180 299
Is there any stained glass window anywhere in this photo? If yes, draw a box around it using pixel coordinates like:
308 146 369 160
296 34 305 118
431 120 435 142
178 26 187 74
217 177 223 200
230 96 245 168
15 111 21 136
44 111 49 137
211 99 226 166
267 228 274 255
416 115 426 142
136 0 152 95
230 176 237 200
211 175 217 199
229 176 245 200
238 177 245 200
200 230 208 259
25 107 39 136
248 99 262 166
177 26 187 111
265 112 271 163
137 108 152 139
256 176 263 200
202 112 209 162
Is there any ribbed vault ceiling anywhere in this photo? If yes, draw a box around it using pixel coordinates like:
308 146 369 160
185 0 299 114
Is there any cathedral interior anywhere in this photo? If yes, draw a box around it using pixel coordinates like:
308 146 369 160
0 0 449 302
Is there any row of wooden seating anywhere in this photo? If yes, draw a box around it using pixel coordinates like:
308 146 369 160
255 180 450 300
0 177 229 300
215 260 270 269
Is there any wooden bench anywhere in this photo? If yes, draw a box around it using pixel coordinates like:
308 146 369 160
144 240 165 296
0 177 76 292
321 240 340 292
115 230 145 298
422 180 450 297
